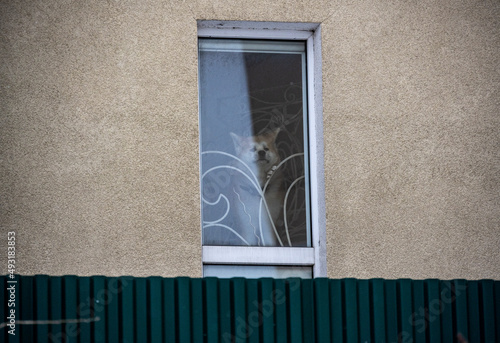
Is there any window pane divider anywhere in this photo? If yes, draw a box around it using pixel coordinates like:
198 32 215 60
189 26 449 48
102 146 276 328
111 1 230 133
202 246 315 266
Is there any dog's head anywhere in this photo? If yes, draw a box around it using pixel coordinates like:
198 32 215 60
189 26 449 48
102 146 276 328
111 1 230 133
230 128 281 170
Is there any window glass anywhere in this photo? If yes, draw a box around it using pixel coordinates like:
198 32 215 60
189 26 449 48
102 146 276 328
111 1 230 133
204 265 312 279
199 39 310 248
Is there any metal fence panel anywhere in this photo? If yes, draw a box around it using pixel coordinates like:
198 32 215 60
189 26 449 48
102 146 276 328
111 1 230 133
1 275 499 342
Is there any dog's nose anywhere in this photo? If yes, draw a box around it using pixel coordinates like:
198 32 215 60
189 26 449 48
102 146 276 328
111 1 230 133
258 150 266 157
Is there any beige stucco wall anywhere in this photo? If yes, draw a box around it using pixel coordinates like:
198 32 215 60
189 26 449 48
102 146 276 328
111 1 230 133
1 0 499 279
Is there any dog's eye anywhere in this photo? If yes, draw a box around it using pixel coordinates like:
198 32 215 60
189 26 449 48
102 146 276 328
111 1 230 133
251 147 256 152
264 147 269 151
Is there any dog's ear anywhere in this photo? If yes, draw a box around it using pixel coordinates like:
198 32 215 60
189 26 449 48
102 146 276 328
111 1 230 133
273 127 281 139
230 132 242 154
266 127 281 142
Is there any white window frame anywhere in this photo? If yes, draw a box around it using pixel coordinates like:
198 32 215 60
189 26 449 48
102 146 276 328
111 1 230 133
198 20 326 278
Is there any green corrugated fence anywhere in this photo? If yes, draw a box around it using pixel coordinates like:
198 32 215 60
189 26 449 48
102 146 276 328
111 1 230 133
1 275 499 342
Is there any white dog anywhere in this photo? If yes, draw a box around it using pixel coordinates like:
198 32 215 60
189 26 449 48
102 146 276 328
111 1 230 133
229 128 285 246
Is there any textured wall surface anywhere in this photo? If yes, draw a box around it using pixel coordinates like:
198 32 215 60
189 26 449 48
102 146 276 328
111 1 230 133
1 0 499 279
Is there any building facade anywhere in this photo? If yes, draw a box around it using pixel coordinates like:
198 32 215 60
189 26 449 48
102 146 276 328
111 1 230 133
1 0 499 280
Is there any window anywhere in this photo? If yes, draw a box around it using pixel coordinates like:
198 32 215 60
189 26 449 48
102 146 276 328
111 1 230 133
198 21 325 278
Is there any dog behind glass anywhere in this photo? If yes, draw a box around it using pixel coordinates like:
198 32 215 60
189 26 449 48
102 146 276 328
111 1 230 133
229 128 285 246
